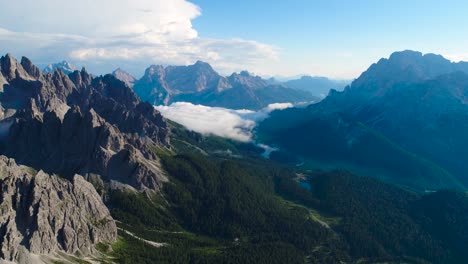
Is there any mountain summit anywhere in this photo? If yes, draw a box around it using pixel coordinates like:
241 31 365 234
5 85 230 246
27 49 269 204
112 68 136 88
43 60 77 75
0 54 170 192
131 61 318 109
349 50 468 97
258 51 468 191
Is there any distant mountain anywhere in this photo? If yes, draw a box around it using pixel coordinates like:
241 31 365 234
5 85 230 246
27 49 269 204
43 60 76 74
133 61 319 109
266 77 282 85
258 50 468 191
113 68 136 88
285 76 350 98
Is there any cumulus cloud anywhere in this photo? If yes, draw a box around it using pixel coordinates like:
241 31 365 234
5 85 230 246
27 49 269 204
0 0 278 75
155 102 293 142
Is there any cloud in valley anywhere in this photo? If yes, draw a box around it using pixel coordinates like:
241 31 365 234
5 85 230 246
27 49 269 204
0 0 277 76
155 102 292 142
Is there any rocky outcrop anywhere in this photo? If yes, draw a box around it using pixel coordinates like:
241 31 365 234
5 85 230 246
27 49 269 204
227 71 267 89
0 156 117 263
112 68 136 88
4 105 167 190
0 54 170 191
164 61 224 93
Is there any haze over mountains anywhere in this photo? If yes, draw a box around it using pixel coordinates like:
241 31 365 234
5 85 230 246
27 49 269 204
285 76 350 98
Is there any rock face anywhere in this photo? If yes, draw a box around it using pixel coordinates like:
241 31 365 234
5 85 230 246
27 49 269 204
0 54 170 190
132 61 318 109
0 156 117 263
5 106 166 190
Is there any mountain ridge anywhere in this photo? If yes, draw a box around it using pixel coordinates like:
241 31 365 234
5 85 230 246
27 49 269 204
0 54 170 191
130 61 319 109
258 50 468 190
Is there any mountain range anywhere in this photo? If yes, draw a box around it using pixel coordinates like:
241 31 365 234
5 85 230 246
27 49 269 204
0 53 173 262
130 61 319 109
285 76 349 98
258 50 468 191
43 59 349 110
0 52 467 263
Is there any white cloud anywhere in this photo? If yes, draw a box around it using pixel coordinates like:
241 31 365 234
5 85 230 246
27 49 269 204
444 53 468 63
155 102 293 142
0 0 278 75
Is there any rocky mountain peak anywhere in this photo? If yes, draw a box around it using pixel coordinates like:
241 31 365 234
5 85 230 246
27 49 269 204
1 53 21 80
0 54 171 191
348 51 468 97
154 61 222 93
239 70 251 77
388 50 423 62
143 65 165 79
228 71 267 89
112 68 136 88
68 67 92 89
194 60 211 67
20 56 42 79
43 60 77 75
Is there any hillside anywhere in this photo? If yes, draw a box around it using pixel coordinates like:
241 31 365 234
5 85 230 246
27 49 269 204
258 51 468 190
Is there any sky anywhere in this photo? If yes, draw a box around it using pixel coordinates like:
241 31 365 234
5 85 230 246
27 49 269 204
0 0 467 79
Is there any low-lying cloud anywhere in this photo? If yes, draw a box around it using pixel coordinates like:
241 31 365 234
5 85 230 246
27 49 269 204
155 102 292 142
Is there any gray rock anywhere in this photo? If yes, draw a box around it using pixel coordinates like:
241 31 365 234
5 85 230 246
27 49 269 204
112 68 136 88
5 105 167 190
0 156 116 262
0 54 170 191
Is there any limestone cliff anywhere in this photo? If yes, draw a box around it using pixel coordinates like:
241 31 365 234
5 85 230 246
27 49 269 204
0 156 117 263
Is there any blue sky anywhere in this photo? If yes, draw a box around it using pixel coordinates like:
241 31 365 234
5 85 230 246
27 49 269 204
0 0 467 79
191 0 468 78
